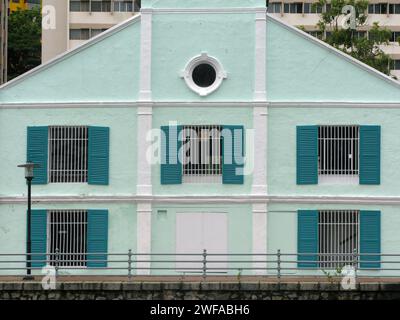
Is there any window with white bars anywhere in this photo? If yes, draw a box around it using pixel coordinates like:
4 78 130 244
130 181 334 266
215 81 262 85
49 126 88 183
182 125 222 183
318 125 359 182
318 210 359 269
48 210 88 267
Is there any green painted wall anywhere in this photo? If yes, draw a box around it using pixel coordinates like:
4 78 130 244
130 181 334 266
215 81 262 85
266 18 400 102
0 203 137 276
152 107 253 195
0 1 399 278
151 204 252 275
0 21 141 103
268 107 400 196
0 108 137 196
151 13 255 101
268 203 400 276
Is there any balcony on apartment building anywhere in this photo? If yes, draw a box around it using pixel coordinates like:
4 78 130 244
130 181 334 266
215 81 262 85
69 0 140 49
69 0 140 27
268 2 400 29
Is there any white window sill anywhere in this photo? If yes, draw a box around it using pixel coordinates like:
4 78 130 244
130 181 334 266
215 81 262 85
183 175 222 184
318 175 359 185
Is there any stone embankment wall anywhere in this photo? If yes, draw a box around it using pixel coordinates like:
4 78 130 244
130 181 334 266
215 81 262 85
1 282 399 300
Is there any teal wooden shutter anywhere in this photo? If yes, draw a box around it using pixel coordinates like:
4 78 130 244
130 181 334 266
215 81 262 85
29 210 47 268
87 209 108 268
360 210 381 269
297 126 318 185
88 126 110 185
360 126 381 185
161 125 182 184
27 127 48 185
297 210 318 268
222 125 244 184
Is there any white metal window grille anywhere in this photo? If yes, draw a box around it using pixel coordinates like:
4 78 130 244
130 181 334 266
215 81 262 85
318 210 359 269
318 125 359 183
49 126 88 183
48 210 88 267
182 125 222 183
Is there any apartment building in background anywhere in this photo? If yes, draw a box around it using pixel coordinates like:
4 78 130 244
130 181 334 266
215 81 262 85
268 0 400 78
0 0 7 84
9 0 41 11
42 0 140 63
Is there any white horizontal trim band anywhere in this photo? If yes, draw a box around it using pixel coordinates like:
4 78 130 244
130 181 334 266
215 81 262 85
2 101 400 109
2 195 400 205
141 8 267 14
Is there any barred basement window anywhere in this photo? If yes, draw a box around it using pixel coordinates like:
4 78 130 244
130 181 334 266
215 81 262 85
48 210 88 267
318 210 359 269
49 126 88 183
182 125 222 183
318 125 359 183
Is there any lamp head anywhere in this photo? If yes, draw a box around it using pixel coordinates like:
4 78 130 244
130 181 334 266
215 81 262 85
18 163 39 179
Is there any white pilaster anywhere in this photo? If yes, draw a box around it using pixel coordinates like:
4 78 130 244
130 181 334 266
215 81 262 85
137 7 153 195
252 106 268 195
137 202 152 275
136 105 153 195
136 10 153 275
252 203 267 275
254 9 267 101
252 9 268 196
139 10 152 101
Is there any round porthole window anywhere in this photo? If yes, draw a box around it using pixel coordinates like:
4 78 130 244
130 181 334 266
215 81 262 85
192 63 217 88
181 53 227 96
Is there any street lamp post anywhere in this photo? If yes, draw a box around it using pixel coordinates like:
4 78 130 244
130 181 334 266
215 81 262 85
18 162 38 280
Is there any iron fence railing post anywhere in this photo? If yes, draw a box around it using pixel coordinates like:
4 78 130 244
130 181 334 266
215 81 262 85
277 249 281 282
202 249 207 279
55 248 60 278
128 249 132 280
353 248 358 285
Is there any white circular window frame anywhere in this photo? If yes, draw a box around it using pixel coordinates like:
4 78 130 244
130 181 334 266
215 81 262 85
180 52 227 97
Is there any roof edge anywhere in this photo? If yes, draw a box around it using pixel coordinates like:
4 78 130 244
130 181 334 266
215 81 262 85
0 14 141 91
267 14 400 90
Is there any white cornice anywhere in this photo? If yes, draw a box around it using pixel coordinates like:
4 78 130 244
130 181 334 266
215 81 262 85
2 195 400 205
3 101 400 109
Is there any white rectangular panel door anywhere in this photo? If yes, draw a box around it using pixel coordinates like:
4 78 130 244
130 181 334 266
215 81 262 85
175 212 228 273
204 213 228 272
176 213 203 271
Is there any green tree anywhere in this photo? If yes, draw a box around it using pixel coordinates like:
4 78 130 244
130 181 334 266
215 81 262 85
312 0 392 75
8 7 42 80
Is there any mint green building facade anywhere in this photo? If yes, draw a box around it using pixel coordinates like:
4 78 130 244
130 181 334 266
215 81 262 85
1 0 400 276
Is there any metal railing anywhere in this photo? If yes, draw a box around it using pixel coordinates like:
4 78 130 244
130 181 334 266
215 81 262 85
0 250 399 281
